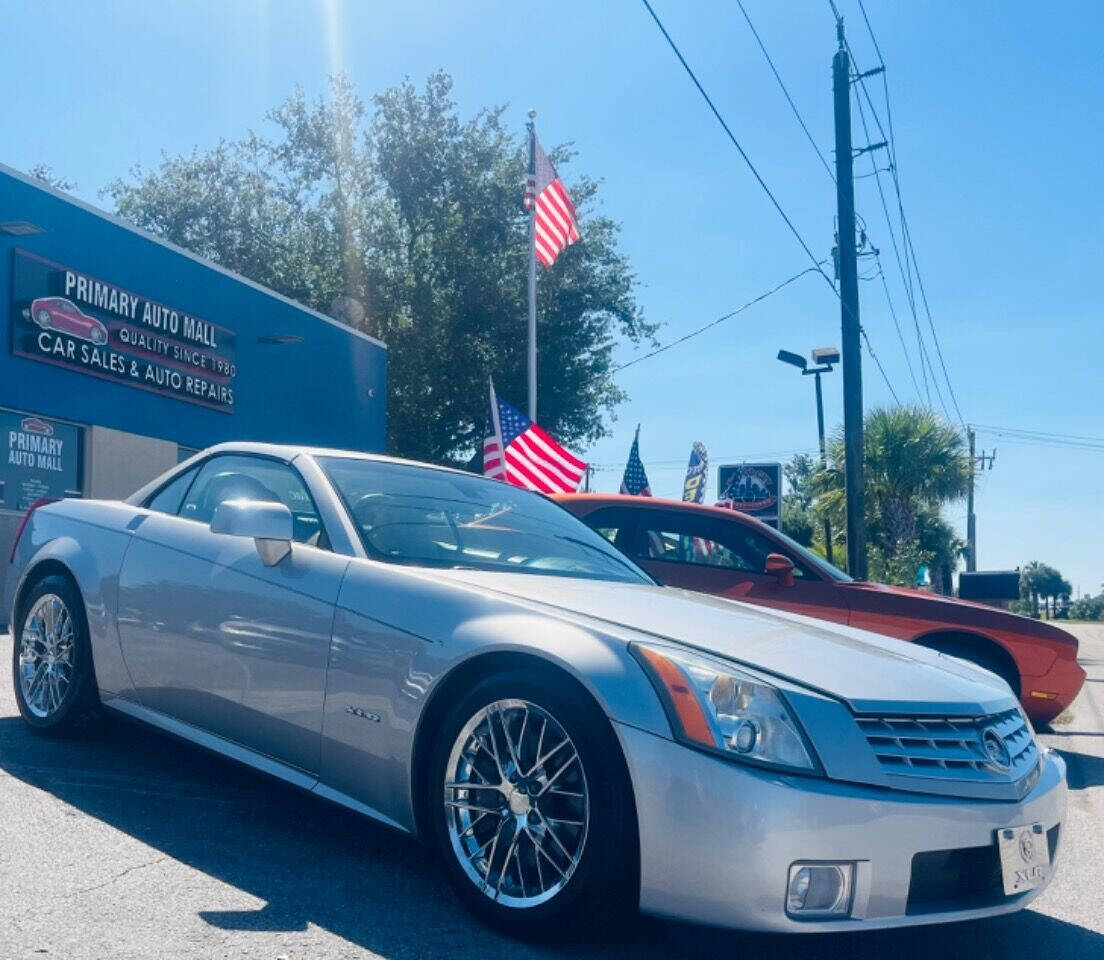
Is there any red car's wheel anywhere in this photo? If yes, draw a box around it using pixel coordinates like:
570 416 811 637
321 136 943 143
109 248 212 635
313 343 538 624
34 308 52 328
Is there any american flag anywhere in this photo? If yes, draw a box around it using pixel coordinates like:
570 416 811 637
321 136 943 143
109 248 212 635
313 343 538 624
620 427 652 496
525 137 580 267
483 381 587 493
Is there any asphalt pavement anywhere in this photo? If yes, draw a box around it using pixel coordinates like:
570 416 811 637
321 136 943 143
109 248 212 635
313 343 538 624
1 626 1102 960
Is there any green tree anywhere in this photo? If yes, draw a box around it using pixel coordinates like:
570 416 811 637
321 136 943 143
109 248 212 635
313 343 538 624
1069 593 1104 621
781 453 818 547
815 406 971 585
29 163 76 192
1020 561 1071 619
105 72 653 464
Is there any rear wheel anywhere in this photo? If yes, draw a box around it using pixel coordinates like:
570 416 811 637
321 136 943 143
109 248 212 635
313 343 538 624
428 669 635 935
12 574 100 735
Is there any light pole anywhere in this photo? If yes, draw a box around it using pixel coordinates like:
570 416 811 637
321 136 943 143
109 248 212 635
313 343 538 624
778 347 840 566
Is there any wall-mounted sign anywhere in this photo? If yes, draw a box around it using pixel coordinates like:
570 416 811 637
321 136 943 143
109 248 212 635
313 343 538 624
716 462 782 528
10 249 237 412
0 409 82 511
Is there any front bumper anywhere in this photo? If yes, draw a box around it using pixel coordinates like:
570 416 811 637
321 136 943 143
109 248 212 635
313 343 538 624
1022 652 1086 724
616 722 1067 932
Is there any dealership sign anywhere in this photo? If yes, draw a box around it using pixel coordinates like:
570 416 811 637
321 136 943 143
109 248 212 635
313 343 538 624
716 462 782 528
0 410 82 511
10 249 237 412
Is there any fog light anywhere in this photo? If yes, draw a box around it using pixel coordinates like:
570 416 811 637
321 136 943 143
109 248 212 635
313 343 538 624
786 862 853 917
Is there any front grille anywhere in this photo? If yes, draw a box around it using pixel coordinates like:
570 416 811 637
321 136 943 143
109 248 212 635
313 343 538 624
907 824 1059 915
856 707 1037 784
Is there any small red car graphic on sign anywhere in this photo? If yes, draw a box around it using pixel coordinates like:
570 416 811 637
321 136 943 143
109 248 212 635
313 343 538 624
27 297 109 345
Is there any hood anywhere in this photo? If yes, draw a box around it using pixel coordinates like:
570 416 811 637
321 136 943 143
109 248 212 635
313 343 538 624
843 579 1000 611
438 571 1014 717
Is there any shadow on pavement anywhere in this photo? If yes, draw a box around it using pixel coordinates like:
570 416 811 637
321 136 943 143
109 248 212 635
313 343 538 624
1056 748 1104 790
0 714 1101 960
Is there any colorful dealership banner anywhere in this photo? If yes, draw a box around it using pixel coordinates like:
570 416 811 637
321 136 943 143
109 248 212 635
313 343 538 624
682 441 708 504
10 249 237 412
0 410 82 511
716 462 782 528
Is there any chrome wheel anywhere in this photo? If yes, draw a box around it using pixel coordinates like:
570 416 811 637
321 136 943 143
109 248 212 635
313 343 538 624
18 593 75 719
444 698 589 908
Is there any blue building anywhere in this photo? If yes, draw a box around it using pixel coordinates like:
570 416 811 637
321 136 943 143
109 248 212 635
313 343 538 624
1 163 387 585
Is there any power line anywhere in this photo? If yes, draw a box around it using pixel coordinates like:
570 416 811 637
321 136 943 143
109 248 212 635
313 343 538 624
738 0 908 414
614 263 826 372
873 254 924 401
859 324 901 404
639 0 836 293
971 424 1104 451
590 447 820 470
843 4 966 427
851 72 931 407
734 0 836 184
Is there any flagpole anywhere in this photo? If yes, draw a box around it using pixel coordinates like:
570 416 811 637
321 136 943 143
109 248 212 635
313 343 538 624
526 109 538 422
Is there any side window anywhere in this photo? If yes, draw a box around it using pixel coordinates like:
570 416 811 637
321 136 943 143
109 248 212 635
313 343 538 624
577 507 638 552
638 523 752 571
635 512 812 576
179 455 328 547
146 466 199 516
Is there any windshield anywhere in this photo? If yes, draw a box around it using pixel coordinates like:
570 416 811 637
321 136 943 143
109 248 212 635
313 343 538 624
318 456 652 585
769 525 854 582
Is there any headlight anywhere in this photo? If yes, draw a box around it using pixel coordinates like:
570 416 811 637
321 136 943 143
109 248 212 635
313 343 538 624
631 642 821 774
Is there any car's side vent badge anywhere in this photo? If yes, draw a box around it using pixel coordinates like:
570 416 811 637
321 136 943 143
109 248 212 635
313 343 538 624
346 705 382 723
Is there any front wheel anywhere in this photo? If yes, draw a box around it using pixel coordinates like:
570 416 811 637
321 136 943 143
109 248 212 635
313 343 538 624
429 669 636 935
12 574 101 735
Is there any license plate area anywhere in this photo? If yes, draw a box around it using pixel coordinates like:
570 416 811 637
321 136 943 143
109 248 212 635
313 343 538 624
996 822 1049 895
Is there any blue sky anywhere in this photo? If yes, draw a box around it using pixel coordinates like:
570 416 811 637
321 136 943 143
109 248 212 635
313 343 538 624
4 1 1102 592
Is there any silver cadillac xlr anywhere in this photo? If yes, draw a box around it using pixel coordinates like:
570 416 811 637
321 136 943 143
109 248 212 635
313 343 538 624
5 443 1067 934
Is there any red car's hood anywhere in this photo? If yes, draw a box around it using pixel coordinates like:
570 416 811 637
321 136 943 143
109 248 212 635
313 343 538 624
840 580 1079 647
842 580 998 610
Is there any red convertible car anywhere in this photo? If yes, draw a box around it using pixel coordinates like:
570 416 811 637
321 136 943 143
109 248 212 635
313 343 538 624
28 297 109 345
554 494 1085 724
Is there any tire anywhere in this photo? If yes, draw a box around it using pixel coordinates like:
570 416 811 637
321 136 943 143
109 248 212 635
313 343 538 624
428 668 636 936
12 574 101 736
35 309 52 328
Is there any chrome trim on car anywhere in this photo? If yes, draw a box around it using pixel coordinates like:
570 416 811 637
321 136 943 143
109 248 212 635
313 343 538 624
856 707 1039 798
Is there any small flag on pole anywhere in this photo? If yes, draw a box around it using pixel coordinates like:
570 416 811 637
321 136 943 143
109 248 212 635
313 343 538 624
682 441 708 504
620 426 652 497
483 380 587 493
525 137 580 267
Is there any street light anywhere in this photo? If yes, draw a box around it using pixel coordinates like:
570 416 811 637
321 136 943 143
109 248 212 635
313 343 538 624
777 347 839 565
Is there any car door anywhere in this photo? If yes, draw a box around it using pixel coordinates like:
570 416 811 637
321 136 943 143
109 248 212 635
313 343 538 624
619 508 851 625
116 453 350 775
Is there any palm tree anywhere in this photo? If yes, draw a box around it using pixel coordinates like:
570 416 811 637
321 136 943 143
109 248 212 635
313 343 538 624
814 406 971 577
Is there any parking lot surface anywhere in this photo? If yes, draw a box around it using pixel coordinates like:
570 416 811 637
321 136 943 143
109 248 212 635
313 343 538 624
1 626 1102 960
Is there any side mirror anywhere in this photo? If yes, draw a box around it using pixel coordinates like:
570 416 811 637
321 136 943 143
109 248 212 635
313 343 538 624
765 552 795 588
210 498 293 566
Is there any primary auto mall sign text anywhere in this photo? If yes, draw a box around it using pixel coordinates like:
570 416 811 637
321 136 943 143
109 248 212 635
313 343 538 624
10 249 237 412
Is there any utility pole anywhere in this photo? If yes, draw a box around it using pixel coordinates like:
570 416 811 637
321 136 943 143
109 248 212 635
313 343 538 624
965 427 996 572
813 367 834 566
966 428 976 572
833 15 867 579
